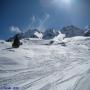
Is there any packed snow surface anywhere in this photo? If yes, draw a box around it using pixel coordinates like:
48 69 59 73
0 36 90 90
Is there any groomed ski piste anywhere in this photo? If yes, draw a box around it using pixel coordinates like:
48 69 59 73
0 36 90 90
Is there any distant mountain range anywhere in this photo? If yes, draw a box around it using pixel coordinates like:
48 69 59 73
6 25 90 41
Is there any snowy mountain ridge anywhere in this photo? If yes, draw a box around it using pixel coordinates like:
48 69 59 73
60 25 84 37
7 25 90 41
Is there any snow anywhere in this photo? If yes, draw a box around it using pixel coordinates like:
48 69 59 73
73 71 90 90
0 36 90 90
34 32 43 39
53 32 65 42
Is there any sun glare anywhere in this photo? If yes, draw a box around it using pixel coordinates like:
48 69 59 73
52 0 73 9
61 0 72 5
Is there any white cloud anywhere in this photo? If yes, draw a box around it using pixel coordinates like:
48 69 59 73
27 16 36 30
31 16 36 22
37 13 50 31
26 14 50 31
10 26 21 33
37 25 46 32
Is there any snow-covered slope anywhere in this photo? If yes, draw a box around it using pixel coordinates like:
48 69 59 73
0 36 90 90
53 32 65 42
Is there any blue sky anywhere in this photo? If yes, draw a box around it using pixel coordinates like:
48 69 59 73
0 0 90 39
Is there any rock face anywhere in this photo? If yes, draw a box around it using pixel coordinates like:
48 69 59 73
60 25 84 37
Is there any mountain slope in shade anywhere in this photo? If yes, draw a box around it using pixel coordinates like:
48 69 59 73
43 28 59 39
84 26 90 36
60 25 84 37
84 30 90 36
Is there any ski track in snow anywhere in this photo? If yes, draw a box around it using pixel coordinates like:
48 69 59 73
0 37 90 90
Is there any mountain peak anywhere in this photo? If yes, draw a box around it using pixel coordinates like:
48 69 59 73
61 25 84 37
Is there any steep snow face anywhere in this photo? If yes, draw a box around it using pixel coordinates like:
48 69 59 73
43 29 59 39
60 25 84 37
34 31 43 39
53 32 66 42
0 37 90 90
23 29 43 39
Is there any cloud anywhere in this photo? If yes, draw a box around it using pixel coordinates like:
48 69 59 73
31 16 36 22
27 16 36 30
37 13 50 31
26 13 50 31
41 13 50 25
10 26 21 33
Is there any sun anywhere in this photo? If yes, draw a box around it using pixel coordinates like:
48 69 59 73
51 0 73 10
53 0 74 10
52 0 73 8
61 0 72 5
